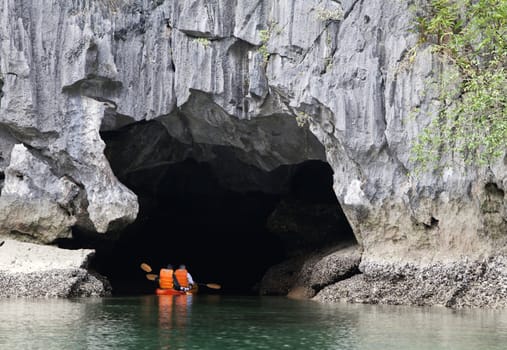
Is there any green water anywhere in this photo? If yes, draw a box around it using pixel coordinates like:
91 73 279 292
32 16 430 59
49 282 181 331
1 295 507 349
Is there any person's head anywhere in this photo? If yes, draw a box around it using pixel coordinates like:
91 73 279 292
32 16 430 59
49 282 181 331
166 264 173 270
179 264 186 270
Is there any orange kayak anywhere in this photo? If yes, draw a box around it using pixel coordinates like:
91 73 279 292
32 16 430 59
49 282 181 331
156 285 198 296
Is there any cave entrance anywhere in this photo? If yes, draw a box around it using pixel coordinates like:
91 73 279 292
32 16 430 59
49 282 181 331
84 119 356 296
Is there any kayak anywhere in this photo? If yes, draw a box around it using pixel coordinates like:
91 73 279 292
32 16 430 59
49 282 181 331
156 288 189 296
156 285 198 296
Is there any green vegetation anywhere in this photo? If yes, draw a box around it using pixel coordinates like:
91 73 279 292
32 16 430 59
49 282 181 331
258 28 271 63
257 22 284 65
315 6 344 22
194 37 210 48
411 0 507 168
295 111 311 127
100 0 122 11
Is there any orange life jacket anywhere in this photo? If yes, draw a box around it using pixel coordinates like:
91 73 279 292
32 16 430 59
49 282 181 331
174 268 189 288
159 268 174 289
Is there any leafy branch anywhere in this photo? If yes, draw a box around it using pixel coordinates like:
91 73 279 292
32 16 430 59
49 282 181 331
411 0 507 169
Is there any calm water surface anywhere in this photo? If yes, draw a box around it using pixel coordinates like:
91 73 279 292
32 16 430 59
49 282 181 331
1 295 507 349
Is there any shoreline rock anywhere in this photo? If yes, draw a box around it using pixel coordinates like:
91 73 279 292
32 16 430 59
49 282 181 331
0 239 111 297
260 243 507 309
314 256 507 309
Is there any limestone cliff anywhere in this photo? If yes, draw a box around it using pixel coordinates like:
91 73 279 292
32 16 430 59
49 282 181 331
1 0 506 305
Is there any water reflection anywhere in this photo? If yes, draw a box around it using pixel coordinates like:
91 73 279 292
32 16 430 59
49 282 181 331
1 296 507 349
313 302 507 350
157 295 193 349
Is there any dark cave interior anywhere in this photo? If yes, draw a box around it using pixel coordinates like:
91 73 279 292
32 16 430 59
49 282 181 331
64 124 357 296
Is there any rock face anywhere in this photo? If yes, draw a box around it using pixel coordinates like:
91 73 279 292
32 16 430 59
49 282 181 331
0 239 110 297
1 0 506 304
260 243 361 299
314 256 507 309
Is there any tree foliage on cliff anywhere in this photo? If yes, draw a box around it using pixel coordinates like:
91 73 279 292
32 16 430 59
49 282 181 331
411 0 507 168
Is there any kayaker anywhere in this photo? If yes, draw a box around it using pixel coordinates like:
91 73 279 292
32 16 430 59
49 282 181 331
174 264 195 292
157 264 179 291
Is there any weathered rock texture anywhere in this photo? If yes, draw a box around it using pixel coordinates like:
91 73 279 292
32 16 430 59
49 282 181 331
260 243 361 299
315 256 507 309
0 239 111 297
1 0 506 304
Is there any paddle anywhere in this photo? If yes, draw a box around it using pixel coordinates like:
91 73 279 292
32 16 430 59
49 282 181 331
198 282 221 290
141 262 221 290
146 273 158 281
140 262 152 273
